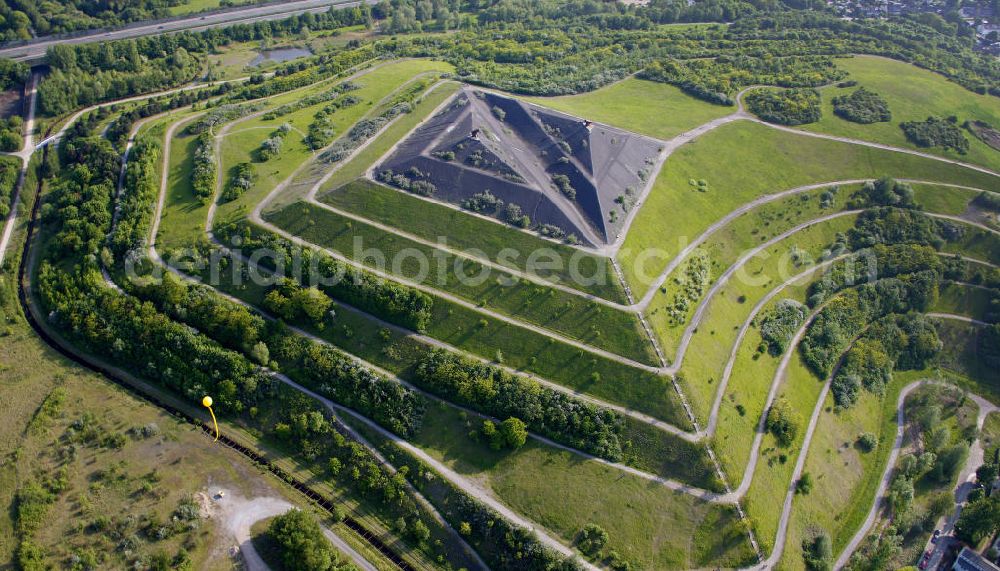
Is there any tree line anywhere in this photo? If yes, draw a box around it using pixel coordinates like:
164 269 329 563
216 221 435 331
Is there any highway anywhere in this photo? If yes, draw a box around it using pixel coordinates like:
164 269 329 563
0 0 372 62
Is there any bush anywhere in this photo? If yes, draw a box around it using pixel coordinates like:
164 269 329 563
766 397 800 447
223 162 256 202
576 523 609 557
795 472 813 495
759 299 807 356
266 509 354 571
832 87 891 124
900 116 969 154
191 133 216 202
802 531 832 571
216 222 434 332
857 432 877 452
745 88 822 125
848 177 917 209
848 207 951 251
801 271 940 377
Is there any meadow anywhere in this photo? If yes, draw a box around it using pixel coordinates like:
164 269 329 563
618 120 1000 294
525 77 733 141
319 180 628 303
344 399 756 571
804 55 1000 174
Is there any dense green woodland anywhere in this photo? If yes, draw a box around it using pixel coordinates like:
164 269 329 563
0 0 208 40
13 0 996 117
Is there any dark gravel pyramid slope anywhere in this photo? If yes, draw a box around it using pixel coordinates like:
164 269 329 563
374 86 662 247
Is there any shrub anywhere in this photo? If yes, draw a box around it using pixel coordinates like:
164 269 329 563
413 350 625 461
766 397 800 447
759 299 807 356
266 509 354 571
795 472 813 495
848 177 917 209
223 162 255 202
857 432 877 452
802 531 832 571
832 87 891 124
576 523 609 556
745 88 821 125
216 222 434 332
191 132 216 201
900 116 969 153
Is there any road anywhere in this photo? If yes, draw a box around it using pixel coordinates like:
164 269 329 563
0 0 374 62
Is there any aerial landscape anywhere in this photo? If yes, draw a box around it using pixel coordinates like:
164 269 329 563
0 0 997 570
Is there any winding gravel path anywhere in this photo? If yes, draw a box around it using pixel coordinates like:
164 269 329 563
0 73 37 271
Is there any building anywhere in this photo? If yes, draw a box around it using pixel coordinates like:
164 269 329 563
953 547 1000 571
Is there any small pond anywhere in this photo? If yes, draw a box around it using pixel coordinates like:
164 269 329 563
250 46 313 67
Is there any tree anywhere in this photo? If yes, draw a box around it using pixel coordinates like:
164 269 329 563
766 398 800 447
499 417 528 449
409 519 430 543
796 473 813 495
975 463 998 487
266 509 352 571
954 495 1000 544
856 432 877 453
576 523 608 556
802 531 832 571
888 476 914 516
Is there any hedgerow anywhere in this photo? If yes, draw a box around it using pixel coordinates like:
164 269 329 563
758 299 808 356
191 132 216 202
800 270 939 377
413 349 626 461
831 313 941 407
215 221 434 331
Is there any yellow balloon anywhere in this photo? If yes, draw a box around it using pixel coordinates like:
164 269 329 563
202 396 213 408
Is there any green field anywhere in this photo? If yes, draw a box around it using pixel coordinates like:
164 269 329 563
804 55 1000 173
346 400 755 570
526 77 733 140
674 215 857 425
157 59 451 252
618 120 1000 294
779 373 977 571
216 59 454 227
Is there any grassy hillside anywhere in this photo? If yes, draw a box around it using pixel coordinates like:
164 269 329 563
804 55 1000 173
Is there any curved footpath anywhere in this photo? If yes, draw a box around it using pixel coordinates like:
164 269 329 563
50 74 486 571
751 314 995 570
0 74 37 270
